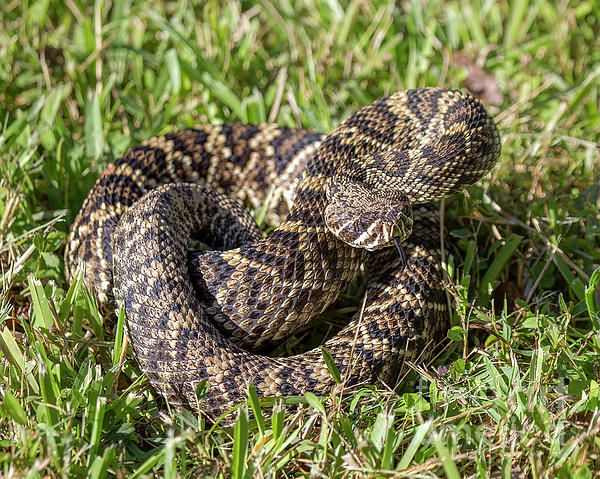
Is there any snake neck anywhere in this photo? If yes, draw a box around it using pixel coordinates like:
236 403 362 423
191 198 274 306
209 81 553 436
189 151 365 349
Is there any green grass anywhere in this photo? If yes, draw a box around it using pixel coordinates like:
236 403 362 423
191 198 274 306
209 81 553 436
1 0 599 476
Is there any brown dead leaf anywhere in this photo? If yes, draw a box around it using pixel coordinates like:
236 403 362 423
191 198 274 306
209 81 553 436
452 51 503 106
493 280 522 314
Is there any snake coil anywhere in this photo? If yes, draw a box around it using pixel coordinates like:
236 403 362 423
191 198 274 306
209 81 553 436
66 88 500 419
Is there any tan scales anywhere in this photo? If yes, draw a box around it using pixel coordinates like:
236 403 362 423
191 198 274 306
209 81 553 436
65 88 500 420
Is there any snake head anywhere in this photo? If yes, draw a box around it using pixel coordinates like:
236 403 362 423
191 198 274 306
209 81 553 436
324 173 413 251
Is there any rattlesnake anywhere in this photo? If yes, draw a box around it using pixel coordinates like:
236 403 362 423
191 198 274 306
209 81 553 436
66 88 500 420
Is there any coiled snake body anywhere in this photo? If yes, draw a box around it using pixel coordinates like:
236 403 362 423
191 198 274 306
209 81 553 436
66 88 500 420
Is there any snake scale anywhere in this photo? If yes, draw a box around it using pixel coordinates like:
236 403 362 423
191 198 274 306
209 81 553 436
65 88 500 420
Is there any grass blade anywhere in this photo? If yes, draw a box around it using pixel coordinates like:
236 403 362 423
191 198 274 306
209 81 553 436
321 347 341 383
84 90 104 159
304 392 326 416
165 49 181 96
231 405 249 479
431 429 461 479
87 396 107 469
247 383 265 436
27 275 55 329
397 420 432 469
585 266 600 330
3 390 27 425
0 327 39 394
479 234 522 301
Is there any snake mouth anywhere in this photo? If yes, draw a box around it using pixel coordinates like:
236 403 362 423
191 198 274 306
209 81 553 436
327 216 414 251
363 220 414 251
354 221 396 251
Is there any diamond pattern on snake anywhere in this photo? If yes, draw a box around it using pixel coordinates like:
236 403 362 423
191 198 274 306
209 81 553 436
65 88 500 420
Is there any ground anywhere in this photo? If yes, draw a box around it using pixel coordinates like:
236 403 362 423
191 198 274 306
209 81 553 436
0 0 599 477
